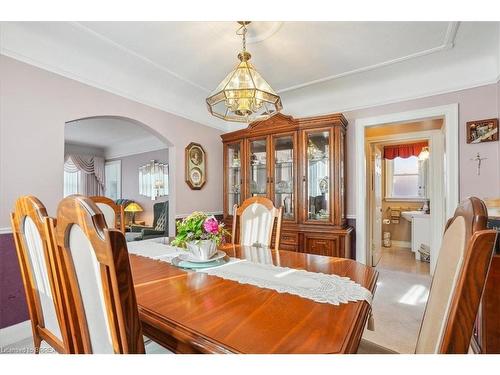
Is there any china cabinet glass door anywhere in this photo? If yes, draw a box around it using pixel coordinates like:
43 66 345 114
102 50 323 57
248 138 269 198
272 134 295 221
304 130 331 222
226 142 242 216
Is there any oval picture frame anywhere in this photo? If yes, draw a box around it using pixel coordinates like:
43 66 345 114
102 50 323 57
185 142 206 190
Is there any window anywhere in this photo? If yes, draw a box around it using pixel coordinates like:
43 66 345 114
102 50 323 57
64 170 81 197
105 160 121 200
385 156 427 200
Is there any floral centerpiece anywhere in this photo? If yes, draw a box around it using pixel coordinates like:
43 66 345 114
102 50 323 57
172 212 228 260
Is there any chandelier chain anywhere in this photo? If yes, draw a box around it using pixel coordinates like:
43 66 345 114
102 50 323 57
236 23 247 53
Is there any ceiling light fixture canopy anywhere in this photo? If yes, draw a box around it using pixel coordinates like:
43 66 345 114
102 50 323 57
206 21 283 123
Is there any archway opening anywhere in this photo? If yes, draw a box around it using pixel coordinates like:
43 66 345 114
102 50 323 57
64 115 174 241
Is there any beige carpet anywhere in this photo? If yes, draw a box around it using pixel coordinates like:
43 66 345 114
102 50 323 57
361 263 431 353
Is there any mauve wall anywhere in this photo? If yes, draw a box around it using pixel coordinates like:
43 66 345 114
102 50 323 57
108 149 169 225
343 82 500 217
0 55 224 232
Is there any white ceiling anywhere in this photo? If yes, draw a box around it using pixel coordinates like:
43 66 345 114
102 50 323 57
1 21 499 131
65 117 167 158
78 21 453 92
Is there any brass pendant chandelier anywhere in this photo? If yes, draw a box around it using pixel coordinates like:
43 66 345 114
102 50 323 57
206 21 283 123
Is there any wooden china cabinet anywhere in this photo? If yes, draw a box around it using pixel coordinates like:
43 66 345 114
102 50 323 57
221 113 353 258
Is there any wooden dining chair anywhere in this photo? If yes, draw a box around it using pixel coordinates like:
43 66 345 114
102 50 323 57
48 195 168 353
89 196 125 233
10 196 72 353
232 197 283 251
358 197 497 354
415 197 496 353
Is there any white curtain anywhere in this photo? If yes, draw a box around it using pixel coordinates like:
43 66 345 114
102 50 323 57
64 154 105 196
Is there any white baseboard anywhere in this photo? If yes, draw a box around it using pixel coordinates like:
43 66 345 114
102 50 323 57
391 240 411 249
0 320 31 346
0 227 12 235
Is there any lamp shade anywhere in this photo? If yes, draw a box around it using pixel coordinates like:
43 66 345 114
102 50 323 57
124 202 143 213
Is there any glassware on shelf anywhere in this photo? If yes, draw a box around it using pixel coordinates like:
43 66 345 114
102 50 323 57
249 139 268 197
306 131 330 221
227 143 242 213
283 196 292 217
274 135 294 220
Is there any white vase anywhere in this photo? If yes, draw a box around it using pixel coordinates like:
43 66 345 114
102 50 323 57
186 239 217 261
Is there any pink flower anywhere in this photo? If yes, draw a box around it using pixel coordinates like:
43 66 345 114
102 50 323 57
203 217 219 234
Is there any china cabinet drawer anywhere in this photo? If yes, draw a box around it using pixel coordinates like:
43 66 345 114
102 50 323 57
279 243 298 252
280 232 298 245
304 235 340 257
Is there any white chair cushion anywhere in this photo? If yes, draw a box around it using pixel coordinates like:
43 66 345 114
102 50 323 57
23 216 62 341
239 203 274 247
68 224 114 353
415 216 466 353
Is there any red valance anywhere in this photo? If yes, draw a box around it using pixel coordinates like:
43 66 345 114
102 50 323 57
383 142 428 160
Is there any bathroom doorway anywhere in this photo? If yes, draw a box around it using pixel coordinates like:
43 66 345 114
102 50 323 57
366 119 444 275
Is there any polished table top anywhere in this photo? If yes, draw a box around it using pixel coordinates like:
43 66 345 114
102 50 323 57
129 244 378 354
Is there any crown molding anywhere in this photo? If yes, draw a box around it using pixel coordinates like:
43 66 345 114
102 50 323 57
72 21 461 97
277 22 460 93
284 75 500 121
0 48 229 133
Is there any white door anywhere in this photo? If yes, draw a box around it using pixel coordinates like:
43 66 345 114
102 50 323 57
371 145 383 266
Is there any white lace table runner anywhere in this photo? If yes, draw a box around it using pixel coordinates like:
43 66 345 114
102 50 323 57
127 239 372 306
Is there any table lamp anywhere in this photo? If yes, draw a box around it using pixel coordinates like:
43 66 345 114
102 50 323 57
124 202 143 224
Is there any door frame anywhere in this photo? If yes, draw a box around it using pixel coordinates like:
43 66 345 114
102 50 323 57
355 104 459 271
366 130 445 273
368 143 383 267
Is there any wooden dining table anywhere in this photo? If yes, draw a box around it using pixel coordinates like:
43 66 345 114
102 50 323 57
129 243 378 354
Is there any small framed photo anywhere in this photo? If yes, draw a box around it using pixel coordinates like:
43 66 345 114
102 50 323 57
185 142 206 190
466 118 498 144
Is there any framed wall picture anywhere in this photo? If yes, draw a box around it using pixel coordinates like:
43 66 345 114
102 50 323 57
466 118 499 144
185 142 206 190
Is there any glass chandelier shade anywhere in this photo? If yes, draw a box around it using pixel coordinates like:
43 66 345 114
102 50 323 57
206 23 282 123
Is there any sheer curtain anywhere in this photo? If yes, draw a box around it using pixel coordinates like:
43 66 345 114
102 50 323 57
64 170 80 196
64 154 105 196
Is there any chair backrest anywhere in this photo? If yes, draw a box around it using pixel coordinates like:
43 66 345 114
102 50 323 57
89 196 125 233
152 201 168 230
232 197 283 251
50 195 144 353
415 197 496 353
10 196 71 353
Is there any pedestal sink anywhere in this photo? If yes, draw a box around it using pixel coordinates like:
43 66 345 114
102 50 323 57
401 210 431 260
401 210 430 222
